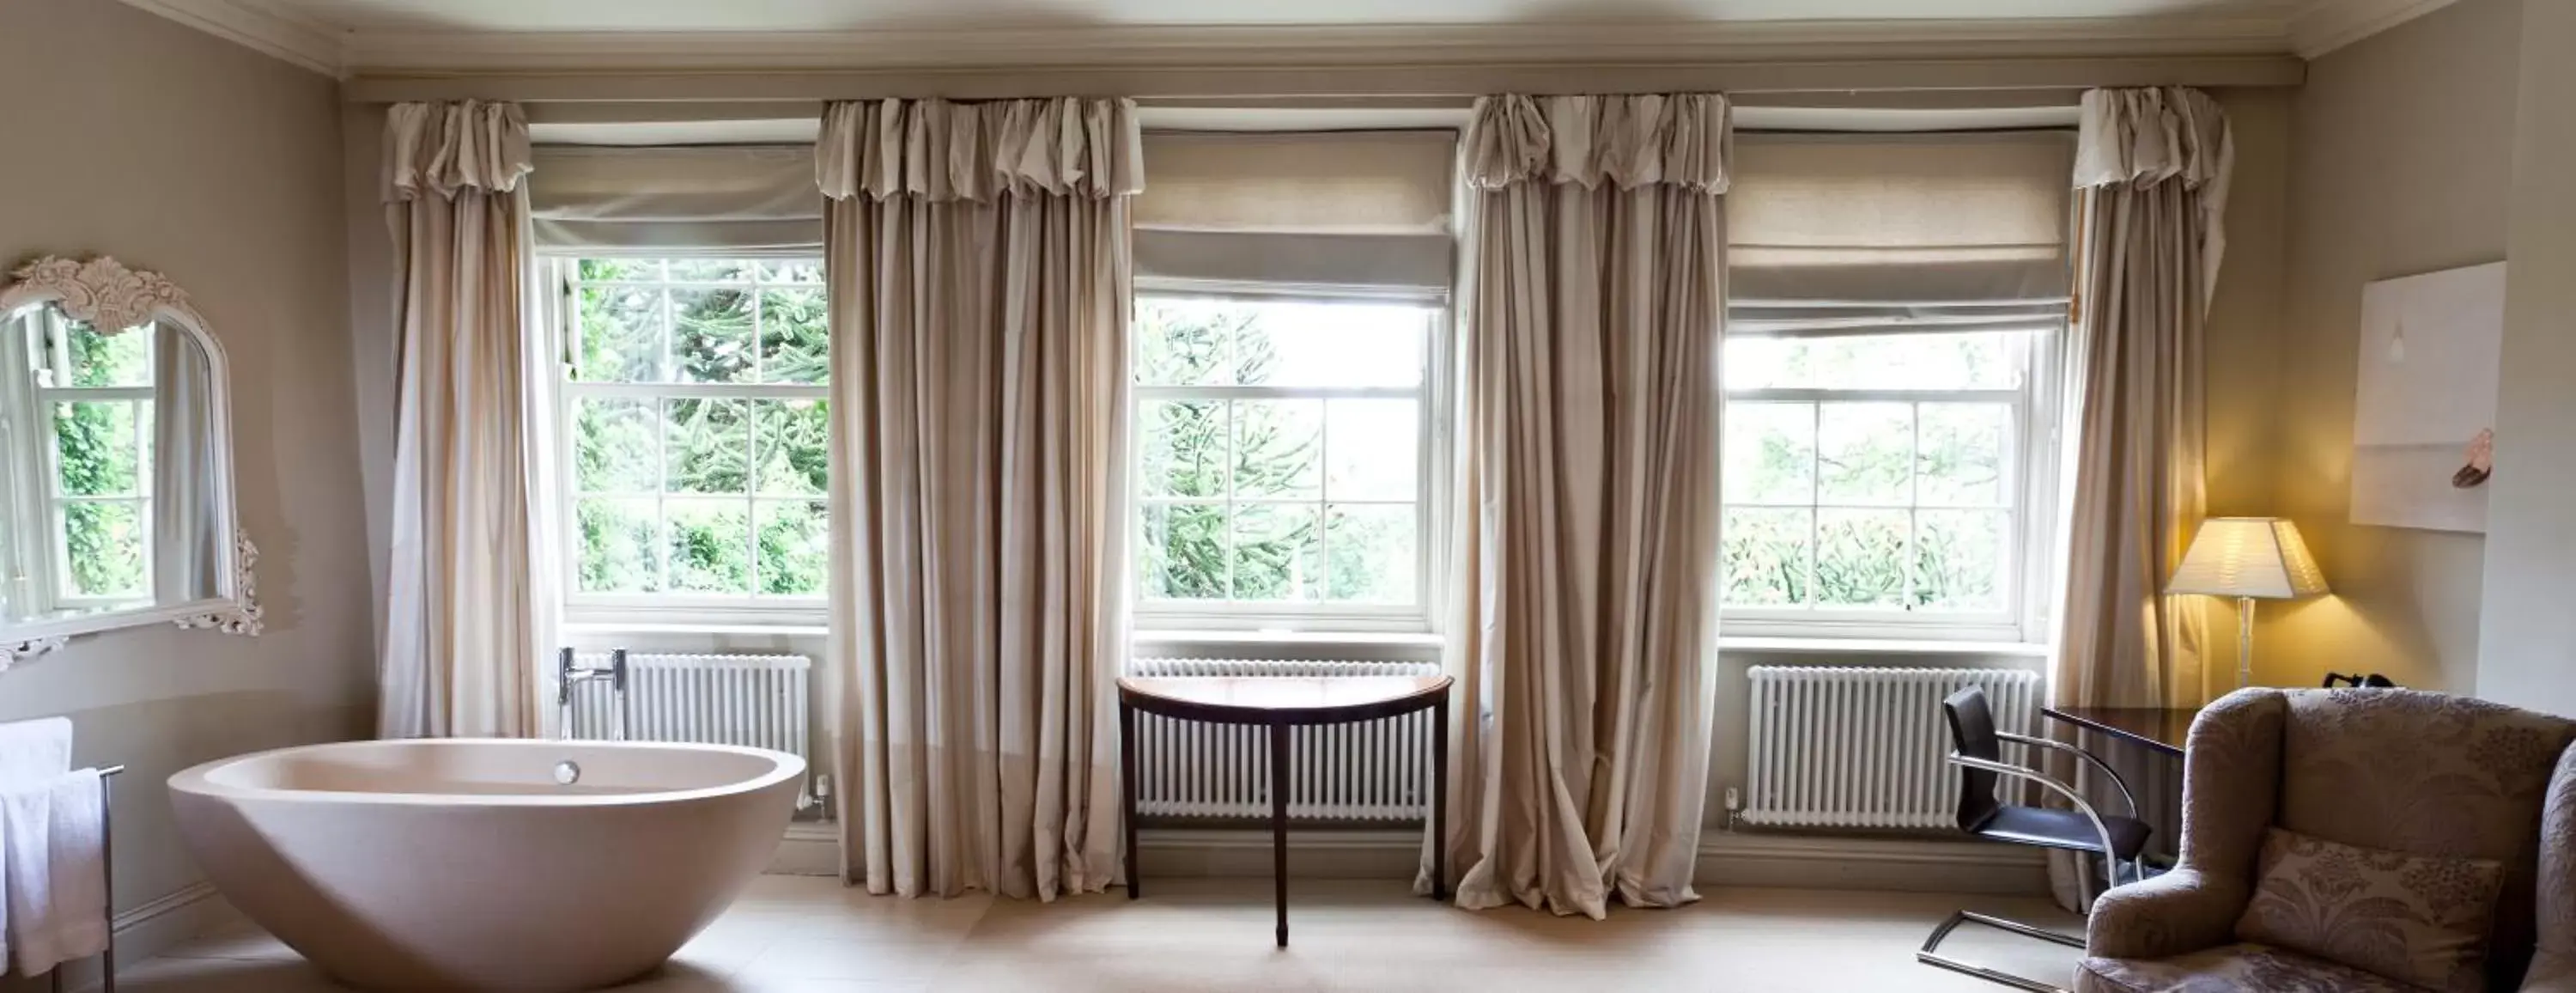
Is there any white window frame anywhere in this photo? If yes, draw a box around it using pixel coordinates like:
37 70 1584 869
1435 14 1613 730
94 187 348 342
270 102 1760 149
543 255 830 629
0 311 156 616
1127 283 1449 636
1717 326 2063 644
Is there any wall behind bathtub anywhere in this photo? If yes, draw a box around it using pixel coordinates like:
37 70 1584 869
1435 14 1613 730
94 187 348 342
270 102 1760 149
0 0 374 972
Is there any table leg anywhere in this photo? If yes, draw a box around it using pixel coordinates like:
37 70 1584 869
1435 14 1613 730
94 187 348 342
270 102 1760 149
1121 700 1139 900
1432 693 1449 902
1272 720 1291 947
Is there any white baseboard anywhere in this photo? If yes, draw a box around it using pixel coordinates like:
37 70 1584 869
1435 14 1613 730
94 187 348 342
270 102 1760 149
1694 831 2050 896
1120 826 2049 898
766 823 841 876
15 880 238 993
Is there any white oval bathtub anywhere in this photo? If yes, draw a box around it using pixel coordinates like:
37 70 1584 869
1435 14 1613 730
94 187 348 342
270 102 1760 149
169 739 805 993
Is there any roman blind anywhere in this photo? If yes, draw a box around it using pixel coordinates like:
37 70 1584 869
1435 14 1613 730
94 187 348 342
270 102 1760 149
1727 131 2075 336
1133 130 1456 295
526 145 823 255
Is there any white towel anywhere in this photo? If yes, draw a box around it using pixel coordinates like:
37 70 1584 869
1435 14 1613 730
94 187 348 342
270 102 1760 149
2 770 107 977
0 716 75 973
0 719 71 788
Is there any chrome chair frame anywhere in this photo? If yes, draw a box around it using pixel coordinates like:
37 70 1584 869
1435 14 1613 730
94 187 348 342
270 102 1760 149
1918 690 2149 993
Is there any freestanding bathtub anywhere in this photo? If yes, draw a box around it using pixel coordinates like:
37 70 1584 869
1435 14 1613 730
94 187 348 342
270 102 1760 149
169 739 805 992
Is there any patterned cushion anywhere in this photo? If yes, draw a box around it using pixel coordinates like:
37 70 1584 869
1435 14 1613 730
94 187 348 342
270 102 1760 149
2075 943 2424 993
2230 827 2504 992
2276 690 2576 985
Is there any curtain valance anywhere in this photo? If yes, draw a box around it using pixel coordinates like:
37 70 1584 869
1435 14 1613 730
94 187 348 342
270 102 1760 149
2073 88 2233 193
1461 94 1731 192
528 145 822 255
1728 130 2075 326
384 101 532 202
1134 130 1455 294
814 98 1143 203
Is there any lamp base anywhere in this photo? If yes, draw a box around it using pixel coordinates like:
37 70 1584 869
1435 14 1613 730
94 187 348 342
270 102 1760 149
2235 596 2257 690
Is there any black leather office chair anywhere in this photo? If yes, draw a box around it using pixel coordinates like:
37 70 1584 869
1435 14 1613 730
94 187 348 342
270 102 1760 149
1917 685 2154 993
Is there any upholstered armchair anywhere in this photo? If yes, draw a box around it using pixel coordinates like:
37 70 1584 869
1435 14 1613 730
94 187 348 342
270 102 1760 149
2077 689 2576 993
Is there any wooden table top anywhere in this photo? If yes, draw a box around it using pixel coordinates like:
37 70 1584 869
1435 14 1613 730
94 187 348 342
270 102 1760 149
1117 675 1452 722
2042 705 2196 758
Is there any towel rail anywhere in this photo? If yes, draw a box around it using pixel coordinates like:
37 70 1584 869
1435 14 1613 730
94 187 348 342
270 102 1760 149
42 763 120 993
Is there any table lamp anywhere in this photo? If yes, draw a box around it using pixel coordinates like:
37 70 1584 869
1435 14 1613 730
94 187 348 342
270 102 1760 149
2166 517 2330 689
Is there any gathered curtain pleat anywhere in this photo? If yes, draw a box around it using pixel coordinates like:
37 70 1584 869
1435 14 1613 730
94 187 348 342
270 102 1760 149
1431 94 1728 919
818 97 1137 899
2048 86 2234 907
377 100 558 739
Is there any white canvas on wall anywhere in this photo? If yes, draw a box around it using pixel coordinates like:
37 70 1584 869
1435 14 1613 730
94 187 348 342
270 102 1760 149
2349 261 2506 533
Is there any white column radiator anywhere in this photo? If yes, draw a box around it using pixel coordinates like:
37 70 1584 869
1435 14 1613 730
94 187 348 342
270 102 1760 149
1128 657 1441 823
560 651 813 778
1742 665 2042 831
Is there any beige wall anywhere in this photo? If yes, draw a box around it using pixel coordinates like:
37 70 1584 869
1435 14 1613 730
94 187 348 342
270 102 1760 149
2476 0 2576 716
0 0 373 959
2261 0 2524 693
2198 85 2295 697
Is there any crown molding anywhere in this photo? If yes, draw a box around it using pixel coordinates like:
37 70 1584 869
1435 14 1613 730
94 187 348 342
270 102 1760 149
116 0 345 76
2287 0 2462 58
341 16 2296 75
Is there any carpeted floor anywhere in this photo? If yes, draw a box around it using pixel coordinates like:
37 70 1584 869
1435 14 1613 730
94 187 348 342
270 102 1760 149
124 874 2087 991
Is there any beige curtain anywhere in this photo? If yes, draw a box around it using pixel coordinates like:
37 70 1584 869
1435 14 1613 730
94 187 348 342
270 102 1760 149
2048 86 2233 905
378 101 558 739
152 322 218 604
817 98 1139 900
1431 94 1728 919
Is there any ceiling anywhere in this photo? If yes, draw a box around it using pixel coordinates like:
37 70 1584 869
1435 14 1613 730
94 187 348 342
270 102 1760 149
120 0 2461 76
214 0 2309 32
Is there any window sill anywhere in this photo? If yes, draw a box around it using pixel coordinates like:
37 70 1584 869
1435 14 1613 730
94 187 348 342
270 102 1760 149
1132 629 1442 648
1716 636 2050 657
562 620 827 637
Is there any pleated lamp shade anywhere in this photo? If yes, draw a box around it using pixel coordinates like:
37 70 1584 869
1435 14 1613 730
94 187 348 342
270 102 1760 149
2167 517 2330 600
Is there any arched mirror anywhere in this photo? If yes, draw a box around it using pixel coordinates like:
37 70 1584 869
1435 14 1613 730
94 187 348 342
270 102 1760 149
0 257 259 661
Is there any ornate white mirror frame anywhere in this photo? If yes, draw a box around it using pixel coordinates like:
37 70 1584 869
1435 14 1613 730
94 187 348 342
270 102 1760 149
0 256 261 662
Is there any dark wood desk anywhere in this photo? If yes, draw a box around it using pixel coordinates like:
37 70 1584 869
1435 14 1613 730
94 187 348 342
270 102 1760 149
1117 674 1453 947
2042 705 2196 757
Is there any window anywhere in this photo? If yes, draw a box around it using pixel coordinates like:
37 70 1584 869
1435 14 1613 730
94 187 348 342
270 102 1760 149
552 258 829 618
1719 330 2048 637
3 314 156 612
1131 295 1436 629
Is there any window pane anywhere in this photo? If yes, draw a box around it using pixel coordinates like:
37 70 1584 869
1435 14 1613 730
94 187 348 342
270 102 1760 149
759 259 823 284
1137 400 1225 499
576 284 665 382
579 259 660 282
1722 401 1815 504
1230 503 1321 601
65 323 150 388
756 287 829 384
671 288 756 384
665 398 750 495
756 500 827 596
1134 299 1235 387
665 498 752 593
53 401 143 496
1917 509 2008 611
1816 403 1913 505
1231 399 1322 500
750 399 829 496
1722 508 1811 606
1326 504 1415 604
574 398 659 494
1725 332 2023 391
1233 301 1426 388
666 259 752 283
1324 399 1418 501
62 501 145 598
576 497 661 594
1139 503 1226 600
1815 509 1910 607
1917 403 2009 507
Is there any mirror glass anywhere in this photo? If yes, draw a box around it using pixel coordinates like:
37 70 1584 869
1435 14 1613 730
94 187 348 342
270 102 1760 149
0 302 226 624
